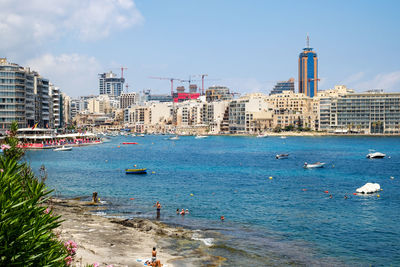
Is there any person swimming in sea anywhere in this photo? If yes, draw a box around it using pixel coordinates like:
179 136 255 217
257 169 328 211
176 208 179 215
153 201 161 219
180 209 185 215
185 209 189 214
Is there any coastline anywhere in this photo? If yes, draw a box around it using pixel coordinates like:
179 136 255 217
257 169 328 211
50 197 225 267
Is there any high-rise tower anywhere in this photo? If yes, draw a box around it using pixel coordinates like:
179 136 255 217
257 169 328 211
298 35 318 97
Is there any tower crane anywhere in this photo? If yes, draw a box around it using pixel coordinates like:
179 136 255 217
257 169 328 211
148 77 180 96
120 67 128 79
192 74 208 95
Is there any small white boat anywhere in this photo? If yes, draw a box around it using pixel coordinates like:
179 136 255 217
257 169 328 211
276 154 289 159
356 183 381 194
195 135 208 139
137 134 145 137
169 135 180 140
303 162 325 168
256 133 268 138
366 152 386 159
53 146 72 151
280 136 287 139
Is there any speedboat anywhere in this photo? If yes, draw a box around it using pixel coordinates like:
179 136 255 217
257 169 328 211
169 135 180 140
276 153 289 159
125 168 147 174
53 146 72 151
195 135 208 139
303 162 325 168
366 152 386 159
256 133 268 138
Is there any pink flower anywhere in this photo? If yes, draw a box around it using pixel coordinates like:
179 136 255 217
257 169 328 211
5 130 10 135
0 169 3 173
1 144 11 150
44 207 50 214
107 265 114 267
65 255 73 266
93 262 100 267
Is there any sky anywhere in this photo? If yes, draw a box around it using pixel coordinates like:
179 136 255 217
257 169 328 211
1 0 400 97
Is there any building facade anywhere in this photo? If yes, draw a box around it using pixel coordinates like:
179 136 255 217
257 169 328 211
270 78 295 95
298 37 318 98
205 86 233 102
99 71 125 97
120 92 138 109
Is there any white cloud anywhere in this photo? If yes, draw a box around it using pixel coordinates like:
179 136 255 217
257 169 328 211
25 53 103 97
0 0 143 53
345 71 400 92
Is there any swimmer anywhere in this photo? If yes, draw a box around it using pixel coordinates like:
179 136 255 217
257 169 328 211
220 216 225 221
180 209 185 215
344 195 348 199
329 194 333 199
185 209 189 214
176 208 179 215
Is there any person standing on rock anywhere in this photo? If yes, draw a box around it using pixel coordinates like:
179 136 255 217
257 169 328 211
153 201 161 219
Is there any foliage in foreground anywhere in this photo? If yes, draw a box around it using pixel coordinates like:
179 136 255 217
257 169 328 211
0 121 68 266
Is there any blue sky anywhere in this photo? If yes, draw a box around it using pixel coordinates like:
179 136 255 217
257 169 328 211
1 0 400 97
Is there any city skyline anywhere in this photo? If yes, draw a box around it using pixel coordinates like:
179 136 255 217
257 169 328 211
1 0 400 97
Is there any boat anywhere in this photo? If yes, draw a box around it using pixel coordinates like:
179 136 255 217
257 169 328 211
280 136 287 139
303 162 325 168
169 135 180 140
366 152 386 159
256 133 268 138
137 134 145 137
53 146 72 151
195 135 208 139
276 153 289 159
122 142 138 145
125 168 147 174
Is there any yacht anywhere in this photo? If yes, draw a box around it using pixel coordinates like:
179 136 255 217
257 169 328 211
366 152 386 159
53 146 72 151
169 135 180 140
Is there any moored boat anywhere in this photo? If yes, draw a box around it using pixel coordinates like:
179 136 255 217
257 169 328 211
195 135 208 139
169 135 180 140
276 153 289 159
125 168 147 174
366 152 386 159
53 146 72 151
303 162 325 168
256 133 268 138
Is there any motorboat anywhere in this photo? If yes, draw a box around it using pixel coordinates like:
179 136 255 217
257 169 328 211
366 152 386 159
169 135 180 140
303 162 325 168
280 136 287 139
276 153 289 159
256 133 268 138
195 135 208 139
125 168 147 174
53 146 72 151
137 134 145 137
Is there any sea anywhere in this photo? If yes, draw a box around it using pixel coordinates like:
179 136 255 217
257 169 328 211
25 135 400 266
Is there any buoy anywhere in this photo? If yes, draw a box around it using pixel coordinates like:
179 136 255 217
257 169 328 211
190 193 194 197
105 160 108 162
353 193 357 195
117 145 120 148
98 198 101 201
302 189 307 191
324 191 329 193
134 164 137 167
130 198 135 200
377 194 380 198
152 171 155 174
269 176 273 180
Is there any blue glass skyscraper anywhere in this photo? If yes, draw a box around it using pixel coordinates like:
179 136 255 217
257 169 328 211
298 36 318 97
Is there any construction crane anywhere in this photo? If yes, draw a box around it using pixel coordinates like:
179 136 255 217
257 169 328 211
192 74 208 95
149 77 180 96
120 67 128 79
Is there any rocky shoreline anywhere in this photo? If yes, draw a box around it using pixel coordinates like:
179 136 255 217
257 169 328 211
49 197 224 267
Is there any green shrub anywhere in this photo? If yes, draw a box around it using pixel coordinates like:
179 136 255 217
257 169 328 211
0 122 68 266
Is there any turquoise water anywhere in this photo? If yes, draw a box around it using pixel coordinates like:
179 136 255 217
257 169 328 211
26 136 400 266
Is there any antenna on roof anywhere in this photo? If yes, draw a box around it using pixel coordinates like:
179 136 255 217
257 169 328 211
306 34 310 48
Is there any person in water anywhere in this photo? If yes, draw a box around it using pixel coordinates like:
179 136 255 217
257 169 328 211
185 209 189 214
180 209 185 215
220 216 225 221
153 201 161 219
176 208 179 215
